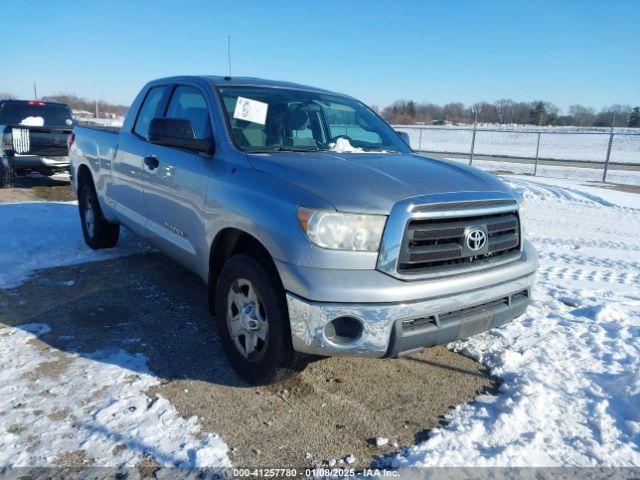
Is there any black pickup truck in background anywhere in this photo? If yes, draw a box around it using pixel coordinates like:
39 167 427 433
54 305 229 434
0 100 74 188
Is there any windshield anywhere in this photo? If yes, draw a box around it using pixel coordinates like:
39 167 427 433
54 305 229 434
0 102 74 128
218 86 411 154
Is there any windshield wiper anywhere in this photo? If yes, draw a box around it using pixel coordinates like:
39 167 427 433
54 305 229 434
250 146 321 153
360 147 401 153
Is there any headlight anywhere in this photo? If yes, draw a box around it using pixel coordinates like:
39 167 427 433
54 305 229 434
297 207 387 252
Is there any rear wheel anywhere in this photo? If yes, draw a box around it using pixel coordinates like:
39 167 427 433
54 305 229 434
0 161 15 189
214 253 308 385
78 180 120 249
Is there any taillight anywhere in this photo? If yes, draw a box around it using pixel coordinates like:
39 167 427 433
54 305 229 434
2 130 11 151
67 132 75 150
27 100 46 106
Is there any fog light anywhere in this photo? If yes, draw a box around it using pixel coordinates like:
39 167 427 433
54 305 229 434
324 316 363 345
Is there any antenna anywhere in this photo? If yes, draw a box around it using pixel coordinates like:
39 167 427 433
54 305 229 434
227 35 232 77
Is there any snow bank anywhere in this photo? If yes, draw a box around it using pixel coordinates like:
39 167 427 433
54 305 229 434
0 323 230 467
0 202 149 288
392 176 640 467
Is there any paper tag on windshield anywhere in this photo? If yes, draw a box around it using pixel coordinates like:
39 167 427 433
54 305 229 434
233 97 268 125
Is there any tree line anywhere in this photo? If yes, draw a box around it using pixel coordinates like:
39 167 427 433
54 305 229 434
2 90 639 128
380 99 640 128
0 92 128 117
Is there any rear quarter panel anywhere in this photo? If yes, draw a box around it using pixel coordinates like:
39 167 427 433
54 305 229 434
69 126 120 220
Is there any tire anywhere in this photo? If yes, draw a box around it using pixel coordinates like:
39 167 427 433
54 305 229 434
0 161 15 189
215 253 309 385
78 179 120 250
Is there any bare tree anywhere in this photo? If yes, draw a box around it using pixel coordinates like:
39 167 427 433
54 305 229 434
512 102 531 124
495 98 515 124
443 102 465 123
471 103 483 123
0 92 15 100
608 104 633 127
474 101 499 123
569 105 595 126
416 103 443 123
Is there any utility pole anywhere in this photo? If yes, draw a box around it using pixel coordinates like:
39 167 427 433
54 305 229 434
33 82 38 100
95 99 99 119
227 35 232 77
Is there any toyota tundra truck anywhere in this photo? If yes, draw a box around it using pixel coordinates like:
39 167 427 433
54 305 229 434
69 76 538 385
0 99 74 187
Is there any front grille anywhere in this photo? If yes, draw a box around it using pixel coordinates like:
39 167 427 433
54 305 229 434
398 211 521 275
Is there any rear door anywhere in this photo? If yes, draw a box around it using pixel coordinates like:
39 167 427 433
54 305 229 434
107 86 166 237
142 84 214 271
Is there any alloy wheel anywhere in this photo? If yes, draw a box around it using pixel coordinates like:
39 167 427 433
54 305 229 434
226 278 269 360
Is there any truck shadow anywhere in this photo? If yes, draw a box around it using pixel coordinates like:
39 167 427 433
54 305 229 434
9 173 76 202
14 174 70 188
2 251 247 387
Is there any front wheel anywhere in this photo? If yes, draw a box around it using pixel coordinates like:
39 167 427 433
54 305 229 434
214 254 308 385
78 180 120 250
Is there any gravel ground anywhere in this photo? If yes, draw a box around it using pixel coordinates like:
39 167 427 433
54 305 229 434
0 175 494 468
1 174 76 203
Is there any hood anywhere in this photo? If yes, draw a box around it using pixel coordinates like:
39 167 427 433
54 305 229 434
248 152 513 214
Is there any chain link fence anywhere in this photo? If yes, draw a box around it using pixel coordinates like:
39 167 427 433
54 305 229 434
394 125 640 184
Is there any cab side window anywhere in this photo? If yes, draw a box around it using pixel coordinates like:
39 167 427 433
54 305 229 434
133 86 165 139
165 86 212 140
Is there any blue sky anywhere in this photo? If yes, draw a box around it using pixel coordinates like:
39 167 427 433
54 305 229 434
2 0 638 111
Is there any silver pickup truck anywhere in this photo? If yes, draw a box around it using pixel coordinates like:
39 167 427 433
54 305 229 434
69 76 538 385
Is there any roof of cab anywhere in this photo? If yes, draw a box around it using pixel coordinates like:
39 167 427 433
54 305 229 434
150 75 340 95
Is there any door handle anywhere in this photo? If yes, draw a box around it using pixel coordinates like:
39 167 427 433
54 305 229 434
144 156 159 170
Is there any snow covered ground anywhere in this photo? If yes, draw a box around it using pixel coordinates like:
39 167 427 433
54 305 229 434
0 202 149 289
0 324 230 468
392 176 640 467
396 125 640 164
0 202 230 468
1 175 639 469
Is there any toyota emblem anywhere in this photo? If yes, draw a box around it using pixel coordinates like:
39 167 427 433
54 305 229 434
466 228 487 251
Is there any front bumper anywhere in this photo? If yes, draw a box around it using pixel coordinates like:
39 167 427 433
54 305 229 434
283 241 538 358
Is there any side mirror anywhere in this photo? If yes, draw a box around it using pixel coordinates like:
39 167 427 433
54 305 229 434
148 118 214 155
396 130 411 147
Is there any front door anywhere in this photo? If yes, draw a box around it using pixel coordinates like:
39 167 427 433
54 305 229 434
142 85 214 272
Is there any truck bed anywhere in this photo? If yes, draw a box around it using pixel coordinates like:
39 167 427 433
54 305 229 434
74 122 121 133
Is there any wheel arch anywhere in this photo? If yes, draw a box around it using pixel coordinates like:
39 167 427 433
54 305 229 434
208 227 283 315
76 163 93 188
